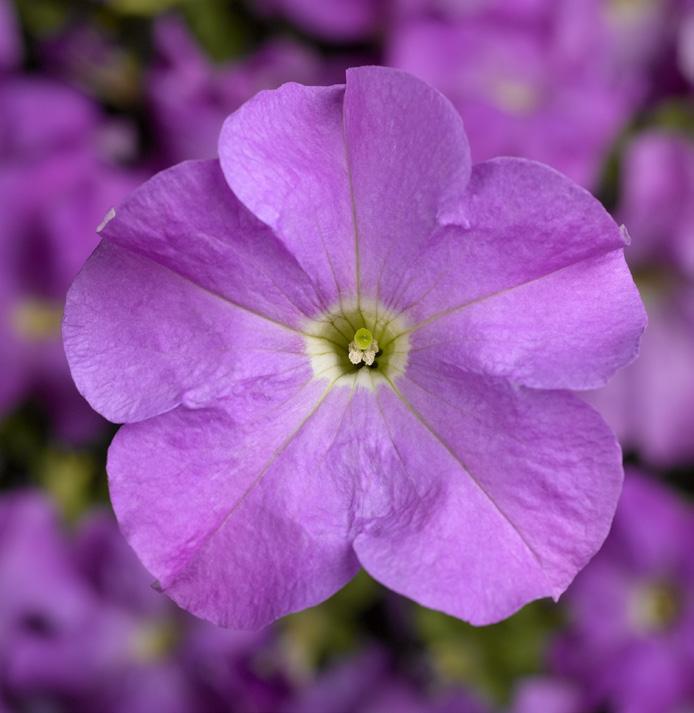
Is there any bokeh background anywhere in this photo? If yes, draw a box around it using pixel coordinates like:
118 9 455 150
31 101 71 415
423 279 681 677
1 1 693 711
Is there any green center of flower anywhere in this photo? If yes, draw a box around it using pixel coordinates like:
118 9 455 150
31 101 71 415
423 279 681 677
303 298 410 389
631 581 681 633
11 299 63 341
491 78 539 115
608 0 654 22
131 619 179 663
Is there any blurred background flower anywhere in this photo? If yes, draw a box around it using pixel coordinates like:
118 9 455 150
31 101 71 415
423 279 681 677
0 0 691 711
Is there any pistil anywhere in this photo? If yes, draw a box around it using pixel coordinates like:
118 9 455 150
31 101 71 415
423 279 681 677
348 327 379 366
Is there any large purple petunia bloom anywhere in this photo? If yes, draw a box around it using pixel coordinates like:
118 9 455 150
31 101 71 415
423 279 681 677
552 470 694 713
64 67 645 629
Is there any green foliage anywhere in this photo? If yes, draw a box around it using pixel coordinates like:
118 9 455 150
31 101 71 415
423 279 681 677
415 601 563 705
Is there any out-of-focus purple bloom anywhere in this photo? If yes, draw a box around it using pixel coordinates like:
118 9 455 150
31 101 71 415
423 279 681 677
286 648 490 713
618 132 694 276
552 471 694 713
587 131 694 465
64 67 644 629
553 0 686 97
0 491 291 713
678 1 694 84
395 0 685 93
510 677 588 713
388 8 637 188
0 74 138 441
149 18 347 163
254 0 385 40
39 23 141 106
0 0 19 72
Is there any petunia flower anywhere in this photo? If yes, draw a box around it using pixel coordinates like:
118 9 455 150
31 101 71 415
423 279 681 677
551 470 694 713
387 11 638 188
64 66 645 629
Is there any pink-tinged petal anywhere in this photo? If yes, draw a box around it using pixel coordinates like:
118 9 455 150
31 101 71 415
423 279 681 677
342 66 471 301
98 159 324 325
219 83 355 306
354 366 622 625
390 158 645 390
64 239 307 423
108 384 361 629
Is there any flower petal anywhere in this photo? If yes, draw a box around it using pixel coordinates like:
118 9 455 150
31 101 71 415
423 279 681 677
98 159 324 325
353 366 623 625
341 66 471 301
219 83 355 306
108 384 361 629
64 239 307 423
395 158 646 390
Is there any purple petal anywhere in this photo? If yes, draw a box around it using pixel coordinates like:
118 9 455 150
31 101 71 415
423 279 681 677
219 66 475 314
98 159 324 324
108 386 361 629
63 160 321 423
391 158 646 390
342 65 471 303
64 238 308 423
219 82 355 307
354 367 623 625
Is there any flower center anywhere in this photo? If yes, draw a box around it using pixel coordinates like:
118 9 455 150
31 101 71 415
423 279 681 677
349 327 379 366
11 299 63 342
303 298 410 389
630 580 681 633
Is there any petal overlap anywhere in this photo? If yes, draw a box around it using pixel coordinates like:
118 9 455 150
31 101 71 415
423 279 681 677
387 158 646 390
342 66 471 301
219 83 355 307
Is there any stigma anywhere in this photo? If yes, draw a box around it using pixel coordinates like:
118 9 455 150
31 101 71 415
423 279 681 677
348 327 379 366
